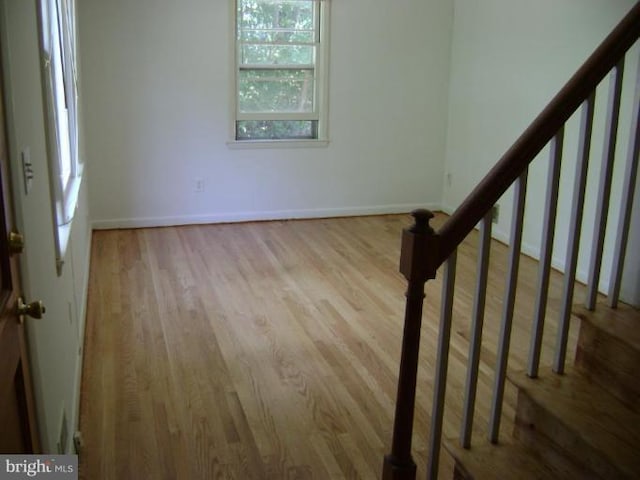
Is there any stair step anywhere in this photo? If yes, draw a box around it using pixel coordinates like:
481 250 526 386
573 302 640 412
444 439 588 480
509 367 640 479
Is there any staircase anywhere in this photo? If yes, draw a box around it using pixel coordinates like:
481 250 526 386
382 3 640 479
446 302 640 479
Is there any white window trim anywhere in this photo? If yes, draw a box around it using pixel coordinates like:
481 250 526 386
37 0 82 275
229 0 330 148
226 139 329 149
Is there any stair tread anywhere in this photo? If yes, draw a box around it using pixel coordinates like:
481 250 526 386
573 301 640 350
574 301 640 412
444 439 584 480
508 366 640 478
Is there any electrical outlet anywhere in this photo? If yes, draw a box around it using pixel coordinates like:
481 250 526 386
194 178 205 193
57 409 68 454
492 204 500 224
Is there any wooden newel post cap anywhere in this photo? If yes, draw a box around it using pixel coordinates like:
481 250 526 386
399 209 438 282
409 209 435 234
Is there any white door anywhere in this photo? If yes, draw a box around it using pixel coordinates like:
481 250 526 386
0 0 90 453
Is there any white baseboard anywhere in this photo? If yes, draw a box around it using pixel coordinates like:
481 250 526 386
91 203 442 230
439 204 457 216
92 201 601 292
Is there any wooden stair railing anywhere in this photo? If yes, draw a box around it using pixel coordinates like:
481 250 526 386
382 2 640 479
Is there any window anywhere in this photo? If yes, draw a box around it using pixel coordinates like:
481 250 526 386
38 0 81 272
234 0 329 143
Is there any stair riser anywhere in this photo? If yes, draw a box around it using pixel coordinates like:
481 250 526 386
514 390 629 479
575 319 640 412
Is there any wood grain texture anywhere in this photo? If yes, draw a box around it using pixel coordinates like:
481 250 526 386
574 302 640 412
79 214 582 479
511 366 640 480
446 439 587 480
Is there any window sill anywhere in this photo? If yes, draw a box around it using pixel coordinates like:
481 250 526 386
226 139 329 150
55 167 83 276
55 220 72 276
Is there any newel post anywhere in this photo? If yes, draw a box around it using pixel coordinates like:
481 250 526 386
383 209 439 480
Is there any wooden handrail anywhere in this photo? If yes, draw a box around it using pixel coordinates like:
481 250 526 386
437 1 640 266
384 5 640 480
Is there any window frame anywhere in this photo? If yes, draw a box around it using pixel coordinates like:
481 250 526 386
37 0 82 274
230 0 330 147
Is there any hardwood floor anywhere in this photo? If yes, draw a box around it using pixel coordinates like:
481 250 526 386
79 214 581 479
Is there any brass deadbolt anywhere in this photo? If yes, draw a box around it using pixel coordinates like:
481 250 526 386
17 297 46 321
8 231 25 255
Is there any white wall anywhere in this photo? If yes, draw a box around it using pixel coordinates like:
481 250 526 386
0 0 92 452
443 0 639 305
78 0 639 300
78 0 453 228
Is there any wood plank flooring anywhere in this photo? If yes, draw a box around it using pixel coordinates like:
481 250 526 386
79 214 582 479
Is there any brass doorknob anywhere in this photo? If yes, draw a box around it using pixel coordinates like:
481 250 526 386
8 231 25 255
17 297 46 321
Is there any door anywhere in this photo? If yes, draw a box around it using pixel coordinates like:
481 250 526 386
0 45 40 454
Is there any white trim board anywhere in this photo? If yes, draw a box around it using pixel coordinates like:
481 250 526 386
92 203 441 230
72 226 92 436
